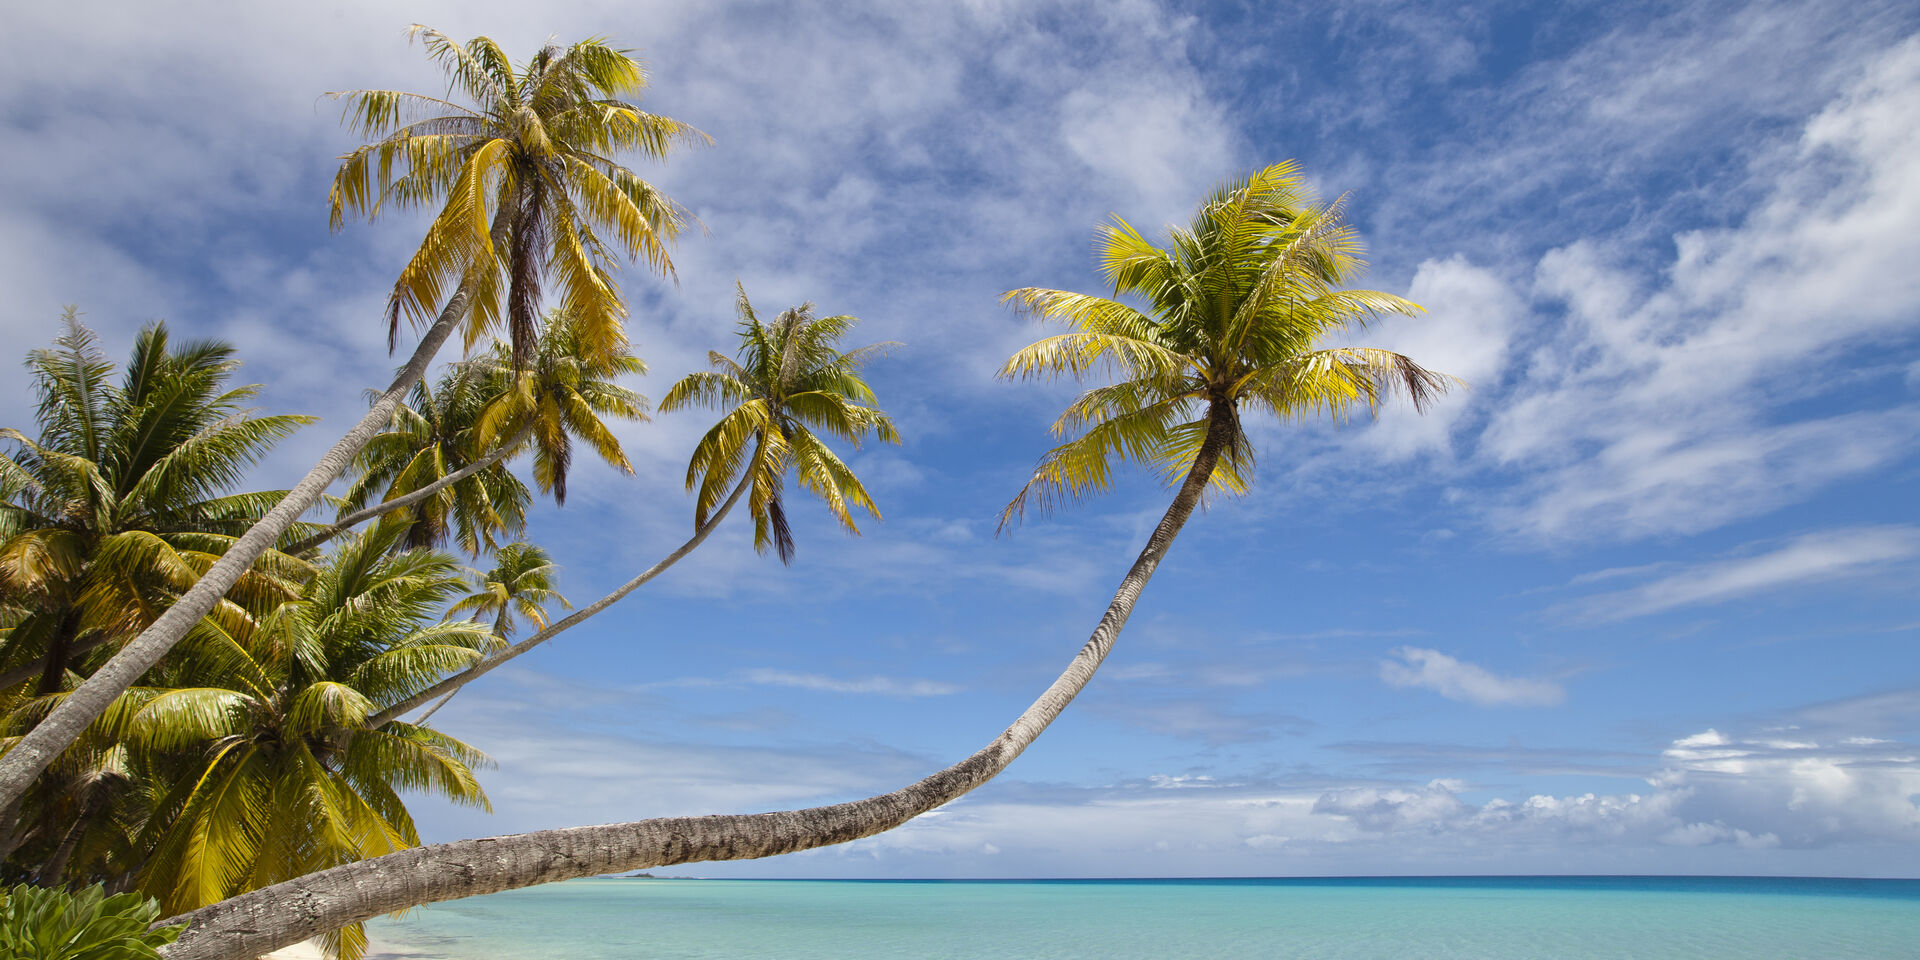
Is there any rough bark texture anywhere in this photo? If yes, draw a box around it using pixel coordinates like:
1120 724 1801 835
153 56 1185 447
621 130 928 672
285 423 535 556
369 468 756 727
158 412 1232 960
0 287 474 811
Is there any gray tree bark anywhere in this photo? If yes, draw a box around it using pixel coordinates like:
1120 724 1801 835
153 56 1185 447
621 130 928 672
0 274 486 811
285 423 536 556
372 467 756 727
156 410 1232 960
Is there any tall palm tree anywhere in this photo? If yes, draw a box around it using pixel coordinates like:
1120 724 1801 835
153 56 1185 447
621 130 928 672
293 308 650 557
331 25 705 366
153 166 1455 960
367 286 898 725
471 308 650 506
115 522 491 959
0 28 700 806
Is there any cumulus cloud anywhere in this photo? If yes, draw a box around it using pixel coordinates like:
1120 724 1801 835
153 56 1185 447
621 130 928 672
1379 647 1564 707
1553 526 1920 622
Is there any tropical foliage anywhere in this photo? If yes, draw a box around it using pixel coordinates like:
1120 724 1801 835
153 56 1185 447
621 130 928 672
329 25 705 365
660 285 900 562
999 161 1453 525
0 314 314 698
118 522 490 958
336 367 532 555
0 883 182 960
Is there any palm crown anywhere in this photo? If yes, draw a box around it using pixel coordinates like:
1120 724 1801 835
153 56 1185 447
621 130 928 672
329 25 706 366
999 162 1455 525
470 308 650 505
659 286 900 563
447 541 570 641
0 315 313 695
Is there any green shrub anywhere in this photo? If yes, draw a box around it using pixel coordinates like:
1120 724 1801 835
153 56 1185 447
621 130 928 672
0 884 183 960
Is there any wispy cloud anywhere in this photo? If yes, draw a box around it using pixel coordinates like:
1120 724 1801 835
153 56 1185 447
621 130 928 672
741 669 960 697
1554 526 1920 623
1379 647 1564 707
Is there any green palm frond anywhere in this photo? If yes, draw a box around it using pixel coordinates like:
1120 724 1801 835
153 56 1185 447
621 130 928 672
999 162 1458 529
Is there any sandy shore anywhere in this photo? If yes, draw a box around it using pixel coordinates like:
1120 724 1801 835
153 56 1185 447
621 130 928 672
261 941 326 960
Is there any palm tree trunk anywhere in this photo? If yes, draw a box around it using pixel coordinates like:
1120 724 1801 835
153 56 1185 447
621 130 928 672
371 463 758 727
411 606 512 725
35 611 80 696
157 411 1233 960
0 632 115 693
285 423 536 556
0 193 522 810
35 798 88 887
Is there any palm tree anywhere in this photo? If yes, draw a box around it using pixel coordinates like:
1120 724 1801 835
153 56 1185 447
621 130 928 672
0 28 699 805
661 284 900 563
333 371 532 556
412 542 568 724
0 315 311 698
153 166 1454 960
114 521 491 959
331 26 705 366
366 286 899 725
471 308 650 506
291 308 650 557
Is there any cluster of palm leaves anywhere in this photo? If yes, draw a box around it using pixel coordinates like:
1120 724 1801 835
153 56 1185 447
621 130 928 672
0 322 501 954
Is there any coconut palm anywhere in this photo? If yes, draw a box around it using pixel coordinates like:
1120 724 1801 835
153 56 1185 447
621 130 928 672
412 542 568 724
471 307 650 506
332 371 531 557
331 25 705 366
0 28 700 807
997 161 1454 522
0 315 312 698
660 284 900 563
151 166 1455 960
113 521 491 960
366 287 899 725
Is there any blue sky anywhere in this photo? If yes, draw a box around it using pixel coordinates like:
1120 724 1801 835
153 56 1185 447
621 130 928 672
3 0 1918 877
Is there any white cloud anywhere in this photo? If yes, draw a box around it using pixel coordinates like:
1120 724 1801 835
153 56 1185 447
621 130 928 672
1379 647 1564 707
1554 526 1920 622
741 669 960 697
1475 36 1920 542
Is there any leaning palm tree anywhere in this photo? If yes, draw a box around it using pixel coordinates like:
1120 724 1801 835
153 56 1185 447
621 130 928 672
151 165 1453 960
114 522 491 960
0 28 700 805
412 542 569 723
290 309 647 555
471 308 650 506
365 287 898 725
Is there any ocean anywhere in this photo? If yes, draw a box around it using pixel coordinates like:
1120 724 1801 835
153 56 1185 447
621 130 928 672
366 876 1920 959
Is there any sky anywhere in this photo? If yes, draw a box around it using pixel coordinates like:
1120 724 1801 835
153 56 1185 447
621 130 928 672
3 0 1918 878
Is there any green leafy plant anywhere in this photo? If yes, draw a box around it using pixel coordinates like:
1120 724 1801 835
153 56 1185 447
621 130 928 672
0 884 182 960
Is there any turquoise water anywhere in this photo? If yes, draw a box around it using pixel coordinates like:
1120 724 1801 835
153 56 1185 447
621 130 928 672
367 876 1920 959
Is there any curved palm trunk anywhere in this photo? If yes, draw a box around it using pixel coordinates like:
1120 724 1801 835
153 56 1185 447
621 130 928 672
158 412 1233 960
0 267 494 811
371 466 757 727
285 423 536 556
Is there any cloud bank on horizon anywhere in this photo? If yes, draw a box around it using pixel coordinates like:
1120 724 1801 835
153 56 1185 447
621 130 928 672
1 0 1915 877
